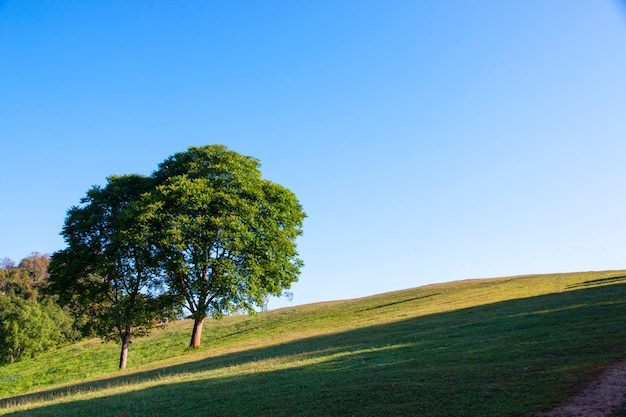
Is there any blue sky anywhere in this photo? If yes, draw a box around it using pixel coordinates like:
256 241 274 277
2 1 626 309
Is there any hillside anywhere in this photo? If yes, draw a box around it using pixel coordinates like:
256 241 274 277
2 270 626 416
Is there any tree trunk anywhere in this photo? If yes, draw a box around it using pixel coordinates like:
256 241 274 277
119 335 130 369
189 317 204 348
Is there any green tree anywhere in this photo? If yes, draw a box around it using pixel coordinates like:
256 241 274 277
0 297 78 364
148 145 305 347
0 254 78 364
48 174 179 369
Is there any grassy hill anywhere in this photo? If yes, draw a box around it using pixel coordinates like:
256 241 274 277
2 270 626 416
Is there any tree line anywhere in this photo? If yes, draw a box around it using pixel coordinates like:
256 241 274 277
0 253 78 364
1 145 305 369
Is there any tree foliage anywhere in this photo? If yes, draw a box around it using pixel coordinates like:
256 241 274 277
0 253 79 364
1 253 51 301
147 145 306 347
47 144 305 363
48 175 180 369
0 292 78 365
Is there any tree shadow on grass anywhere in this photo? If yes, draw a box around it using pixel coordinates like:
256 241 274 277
360 293 441 311
567 275 626 289
3 283 626 416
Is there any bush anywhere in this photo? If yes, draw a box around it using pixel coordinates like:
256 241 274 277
0 296 79 364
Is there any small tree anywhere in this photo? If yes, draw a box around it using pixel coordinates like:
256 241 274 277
148 145 305 347
48 175 178 369
262 291 294 311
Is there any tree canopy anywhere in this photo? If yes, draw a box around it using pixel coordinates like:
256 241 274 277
48 174 179 369
0 254 78 365
1 253 51 301
47 144 305 363
148 145 306 347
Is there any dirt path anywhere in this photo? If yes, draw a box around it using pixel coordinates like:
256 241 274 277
534 359 626 417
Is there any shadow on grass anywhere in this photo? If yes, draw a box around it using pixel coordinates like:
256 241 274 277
3 283 626 417
360 293 441 311
568 275 626 289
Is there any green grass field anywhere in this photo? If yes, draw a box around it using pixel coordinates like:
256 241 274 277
2 270 626 416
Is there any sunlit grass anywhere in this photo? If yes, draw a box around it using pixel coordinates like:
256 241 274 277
2 270 626 416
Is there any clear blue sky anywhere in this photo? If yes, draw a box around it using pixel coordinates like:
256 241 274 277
2 1 626 309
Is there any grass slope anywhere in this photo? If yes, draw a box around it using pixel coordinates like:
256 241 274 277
2 270 626 416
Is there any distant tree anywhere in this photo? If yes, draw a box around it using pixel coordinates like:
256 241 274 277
261 291 294 311
0 296 78 364
0 258 16 273
0 258 16 297
48 175 179 369
147 145 306 347
19 252 50 282
0 253 50 301
0 253 78 364
261 294 270 312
